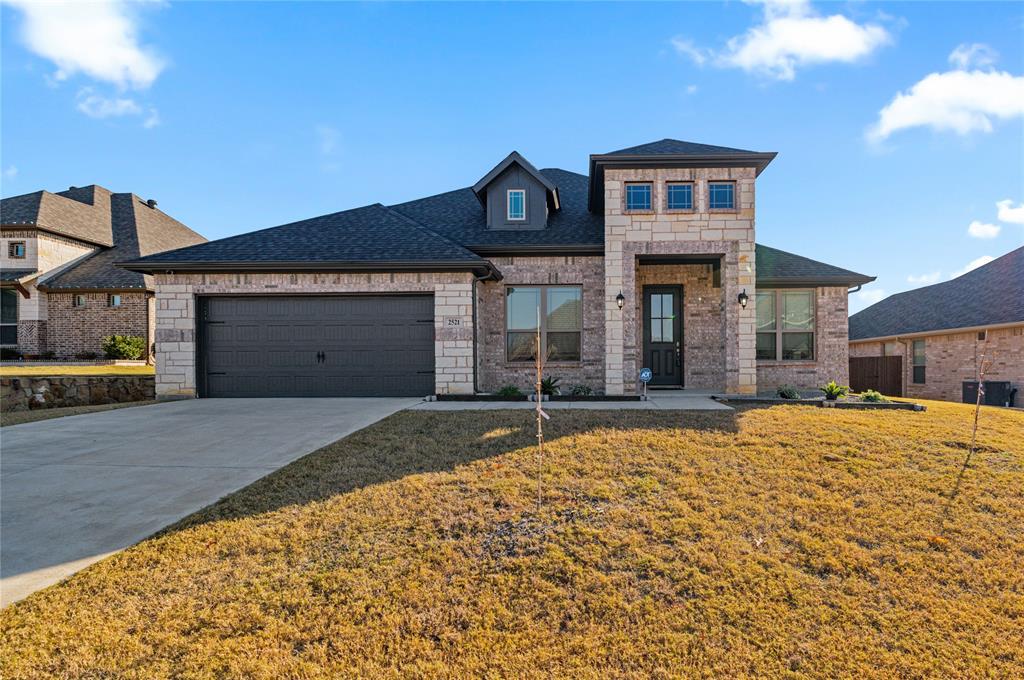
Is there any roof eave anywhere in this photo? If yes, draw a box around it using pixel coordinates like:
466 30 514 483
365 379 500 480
0 222 114 248
850 319 1024 344
115 258 502 281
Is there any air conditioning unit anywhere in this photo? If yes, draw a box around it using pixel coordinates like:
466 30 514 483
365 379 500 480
962 381 1017 408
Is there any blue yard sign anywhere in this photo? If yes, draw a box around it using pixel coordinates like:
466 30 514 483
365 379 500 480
639 368 653 383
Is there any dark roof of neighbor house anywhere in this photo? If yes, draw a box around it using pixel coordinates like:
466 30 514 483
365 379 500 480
122 203 499 278
0 184 206 291
118 141 871 286
0 269 38 282
756 244 875 287
849 246 1024 341
604 139 761 156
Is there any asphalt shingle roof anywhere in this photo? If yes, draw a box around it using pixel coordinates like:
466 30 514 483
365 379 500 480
126 203 485 266
603 139 760 156
848 246 1024 340
756 244 874 286
1 186 115 246
0 269 37 282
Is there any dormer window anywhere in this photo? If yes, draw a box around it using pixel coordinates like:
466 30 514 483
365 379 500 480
507 189 526 221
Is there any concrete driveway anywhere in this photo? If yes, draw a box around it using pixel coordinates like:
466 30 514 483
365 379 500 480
1 397 418 607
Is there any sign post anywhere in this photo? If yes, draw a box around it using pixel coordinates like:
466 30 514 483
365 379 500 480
639 367 652 400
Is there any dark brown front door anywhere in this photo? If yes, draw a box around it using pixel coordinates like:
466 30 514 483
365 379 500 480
642 285 683 387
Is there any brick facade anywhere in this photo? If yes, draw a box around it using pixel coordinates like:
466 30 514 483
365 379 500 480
603 167 757 394
476 256 605 393
45 291 151 358
151 271 476 400
757 286 850 393
850 325 1024 402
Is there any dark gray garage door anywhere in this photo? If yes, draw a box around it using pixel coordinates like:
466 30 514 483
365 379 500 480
199 295 435 397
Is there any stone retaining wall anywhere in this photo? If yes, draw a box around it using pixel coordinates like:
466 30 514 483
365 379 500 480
1 375 155 412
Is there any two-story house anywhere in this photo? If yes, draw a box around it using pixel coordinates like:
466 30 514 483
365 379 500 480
1 185 206 359
120 139 874 399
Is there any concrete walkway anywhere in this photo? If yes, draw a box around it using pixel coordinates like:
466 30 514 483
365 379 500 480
410 391 732 411
0 397 417 607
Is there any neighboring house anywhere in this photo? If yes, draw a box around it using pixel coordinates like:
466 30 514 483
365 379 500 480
849 246 1024 403
120 139 874 399
1 185 206 359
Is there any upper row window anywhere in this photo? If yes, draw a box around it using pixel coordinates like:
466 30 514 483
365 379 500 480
507 189 526 221
8 242 26 259
625 181 736 211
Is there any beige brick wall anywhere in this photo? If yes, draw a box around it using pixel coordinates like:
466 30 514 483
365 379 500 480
152 271 476 399
756 286 850 393
477 256 605 393
45 291 150 358
850 325 1024 402
603 167 756 394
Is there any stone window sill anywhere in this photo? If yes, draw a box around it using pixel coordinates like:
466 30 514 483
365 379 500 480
708 208 740 214
622 210 655 216
504 361 583 368
757 360 817 366
664 209 696 215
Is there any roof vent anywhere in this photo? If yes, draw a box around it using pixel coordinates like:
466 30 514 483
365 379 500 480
146 199 158 209
68 185 76 190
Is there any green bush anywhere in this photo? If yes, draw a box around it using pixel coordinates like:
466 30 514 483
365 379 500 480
860 389 890 403
776 384 801 400
101 335 147 360
540 376 561 396
496 385 523 399
571 384 594 396
820 380 851 400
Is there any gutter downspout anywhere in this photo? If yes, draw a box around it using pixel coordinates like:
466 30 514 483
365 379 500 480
848 285 863 294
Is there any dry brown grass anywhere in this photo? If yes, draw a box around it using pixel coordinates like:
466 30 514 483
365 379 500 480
0 364 154 377
2 401 1022 678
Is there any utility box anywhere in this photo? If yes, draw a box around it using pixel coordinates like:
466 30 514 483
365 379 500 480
962 381 1017 407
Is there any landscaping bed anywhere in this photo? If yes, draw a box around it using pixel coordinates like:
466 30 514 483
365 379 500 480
436 393 643 402
716 395 927 411
1 401 1021 677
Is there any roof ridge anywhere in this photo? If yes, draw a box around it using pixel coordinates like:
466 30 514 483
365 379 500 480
375 203 484 261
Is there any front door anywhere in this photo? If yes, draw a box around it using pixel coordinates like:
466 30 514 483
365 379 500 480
642 285 683 387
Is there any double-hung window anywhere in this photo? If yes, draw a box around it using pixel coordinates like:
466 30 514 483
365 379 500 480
506 286 582 362
507 189 526 221
708 181 736 210
625 183 652 211
666 182 693 210
912 340 926 384
0 288 18 345
8 242 26 259
756 289 815 360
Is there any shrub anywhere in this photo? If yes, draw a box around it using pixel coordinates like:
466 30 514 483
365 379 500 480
776 384 801 400
540 376 561 396
101 335 147 360
861 389 889 403
496 385 523 399
75 351 99 360
0 348 23 361
571 385 594 396
40 350 57 360
821 380 850 401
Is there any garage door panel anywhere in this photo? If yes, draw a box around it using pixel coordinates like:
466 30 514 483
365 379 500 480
201 295 436 397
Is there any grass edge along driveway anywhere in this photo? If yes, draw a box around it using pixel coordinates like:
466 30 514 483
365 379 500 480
1 402 1021 678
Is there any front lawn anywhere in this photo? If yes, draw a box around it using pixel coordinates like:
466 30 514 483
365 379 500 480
0 364 154 377
2 402 1021 677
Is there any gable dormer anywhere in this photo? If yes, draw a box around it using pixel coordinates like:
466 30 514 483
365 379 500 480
472 152 560 230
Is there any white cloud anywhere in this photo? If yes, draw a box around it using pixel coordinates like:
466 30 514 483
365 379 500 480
143 108 161 129
315 124 340 156
949 255 995 279
867 46 1024 142
996 199 1024 224
76 88 141 118
850 287 887 313
907 271 941 285
967 220 1001 239
3 165 17 179
4 0 164 90
949 43 998 70
673 0 892 80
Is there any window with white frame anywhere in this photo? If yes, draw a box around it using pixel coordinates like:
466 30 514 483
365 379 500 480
756 289 815 360
506 286 582 362
108 294 122 307
507 189 526 221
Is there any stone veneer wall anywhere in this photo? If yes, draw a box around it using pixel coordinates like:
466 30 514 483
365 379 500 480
477 256 605 393
1 375 155 412
152 271 476 399
850 325 1024 402
635 263 726 390
603 167 757 394
756 286 850 393
45 291 150 358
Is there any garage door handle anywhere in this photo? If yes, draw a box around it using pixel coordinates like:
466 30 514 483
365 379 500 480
317 351 325 363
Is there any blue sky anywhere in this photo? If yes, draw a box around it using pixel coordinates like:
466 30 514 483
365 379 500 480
2 0 1022 313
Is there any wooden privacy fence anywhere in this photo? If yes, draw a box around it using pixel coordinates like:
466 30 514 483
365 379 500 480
849 356 903 397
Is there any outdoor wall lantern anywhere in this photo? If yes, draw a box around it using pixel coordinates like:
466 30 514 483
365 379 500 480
616 291 625 310
737 289 749 308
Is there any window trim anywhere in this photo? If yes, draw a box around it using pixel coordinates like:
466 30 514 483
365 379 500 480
755 288 816 362
708 180 737 211
506 188 527 221
624 182 653 212
8 241 27 259
912 339 926 384
665 181 695 212
72 294 86 308
108 294 122 308
0 288 18 345
505 285 583 364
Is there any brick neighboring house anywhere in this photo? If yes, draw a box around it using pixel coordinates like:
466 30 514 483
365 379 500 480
119 140 874 399
849 246 1024 404
1 185 206 359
